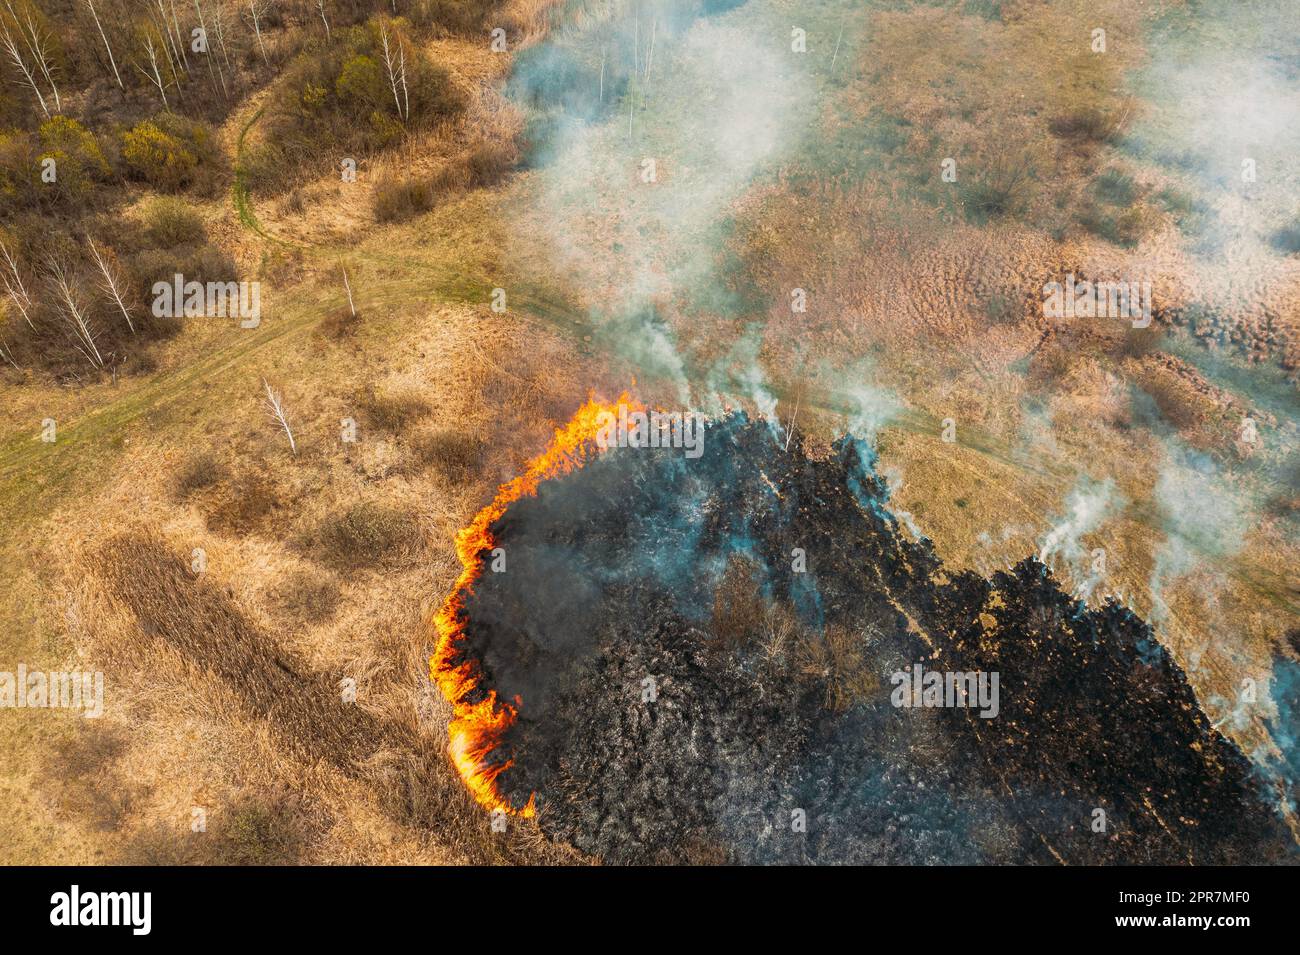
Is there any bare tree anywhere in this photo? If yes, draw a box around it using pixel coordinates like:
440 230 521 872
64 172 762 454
0 16 48 116
87 238 135 335
83 0 123 89
341 266 355 316
193 0 226 97
262 378 297 454
213 6 232 76
2 0 60 112
379 23 407 121
0 337 18 370
315 0 329 41
50 263 105 370
167 0 187 69
0 237 35 330
136 30 169 109
245 0 268 66
783 389 801 452
149 0 186 102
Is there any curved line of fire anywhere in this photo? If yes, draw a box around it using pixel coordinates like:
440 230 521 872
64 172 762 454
430 391 643 818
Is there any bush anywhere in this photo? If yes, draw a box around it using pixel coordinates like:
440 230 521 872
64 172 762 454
0 129 35 212
36 116 111 204
121 115 218 192
140 195 206 247
335 54 387 116
254 17 464 191
372 174 434 222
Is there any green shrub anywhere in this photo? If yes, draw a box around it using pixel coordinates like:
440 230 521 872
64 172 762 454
335 54 387 116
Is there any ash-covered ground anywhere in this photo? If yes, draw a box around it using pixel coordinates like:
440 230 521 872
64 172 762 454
449 414 1298 864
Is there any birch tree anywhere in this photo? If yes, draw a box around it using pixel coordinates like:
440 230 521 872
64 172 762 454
0 15 48 116
193 0 227 98
245 0 268 65
1 0 60 112
50 263 104 370
0 238 36 330
341 266 355 316
379 23 408 121
262 378 297 454
83 0 123 89
315 0 329 41
136 29 169 109
87 238 135 335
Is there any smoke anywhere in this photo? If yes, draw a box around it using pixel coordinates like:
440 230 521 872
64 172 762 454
1131 1 1300 255
1148 443 1248 623
1038 475 1124 600
507 0 819 412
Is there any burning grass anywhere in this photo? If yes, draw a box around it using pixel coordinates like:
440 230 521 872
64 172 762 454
430 391 641 818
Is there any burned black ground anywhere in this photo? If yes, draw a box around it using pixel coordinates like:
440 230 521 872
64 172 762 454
447 414 1297 863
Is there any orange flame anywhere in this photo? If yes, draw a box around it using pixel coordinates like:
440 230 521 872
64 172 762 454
431 391 643 818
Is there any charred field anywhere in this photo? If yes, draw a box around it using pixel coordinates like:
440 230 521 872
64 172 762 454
0 0 1298 871
439 408 1297 864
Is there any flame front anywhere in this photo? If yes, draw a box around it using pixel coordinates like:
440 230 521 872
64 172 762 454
431 392 642 818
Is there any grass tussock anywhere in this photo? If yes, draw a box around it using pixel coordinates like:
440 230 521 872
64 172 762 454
203 470 288 536
306 500 423 571
372 175 436 223
410 430 486 483
174 452 228 499
357 384 433 434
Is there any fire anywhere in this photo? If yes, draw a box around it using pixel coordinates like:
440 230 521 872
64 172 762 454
431 391 643 818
